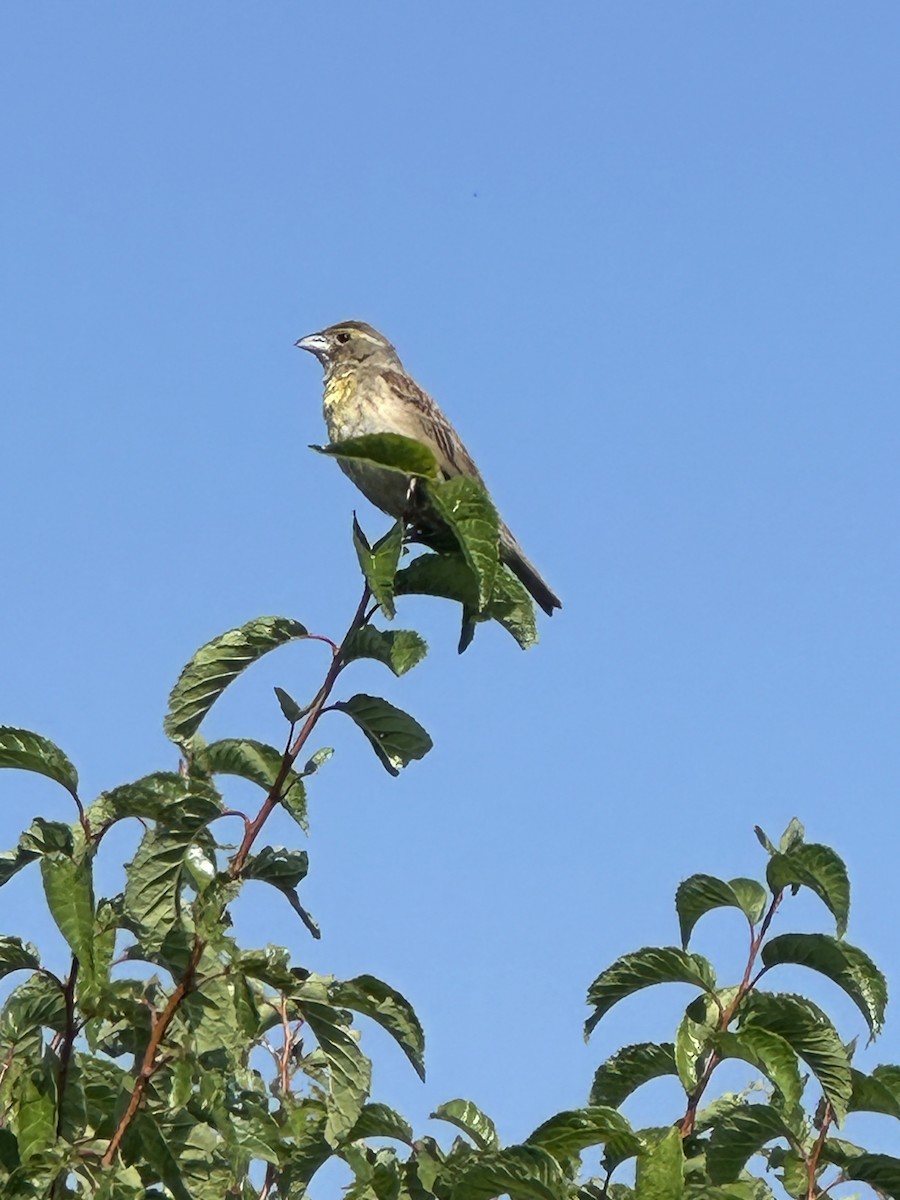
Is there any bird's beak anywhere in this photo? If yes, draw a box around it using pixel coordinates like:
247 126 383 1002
295 332 329 358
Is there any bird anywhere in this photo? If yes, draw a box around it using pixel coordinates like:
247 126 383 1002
295 321 561 616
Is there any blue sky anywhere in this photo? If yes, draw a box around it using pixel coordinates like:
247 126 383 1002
2 1 899 1184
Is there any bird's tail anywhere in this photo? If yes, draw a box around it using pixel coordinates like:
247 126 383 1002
499 526 561 616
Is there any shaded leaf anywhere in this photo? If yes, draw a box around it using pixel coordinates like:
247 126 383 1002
349 1103 413 1144
331 975 425 1082
315 433 441 481
766 844 849 938
761 933 886 1039
586 948 716 1038
354 516 404 618
590 1042 678 1107
432 1099 499 1151
712 1028 803 1112
334 694 432 776
342 626 428 676
242 846 317 936
820 1144 900 1197
849 1065 900 1119
164 615 309 743
274 685 308 723
428 476 499 611
706 1105 792 1184
526 1107 637 1163
451 1144 569 1200
738 992 852 1121
0 937 41 982
675 876 767 947
0 727 78 796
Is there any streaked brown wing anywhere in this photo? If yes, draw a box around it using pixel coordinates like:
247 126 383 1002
382 368 484 483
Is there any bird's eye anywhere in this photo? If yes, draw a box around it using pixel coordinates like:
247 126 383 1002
336 331 350 344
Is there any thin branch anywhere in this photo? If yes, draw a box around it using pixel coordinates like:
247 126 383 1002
100 937 205 1166
229 583 371 877
55 956 80 1136
806 1101 834 1199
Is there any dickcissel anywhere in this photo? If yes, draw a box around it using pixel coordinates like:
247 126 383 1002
295 322 561 616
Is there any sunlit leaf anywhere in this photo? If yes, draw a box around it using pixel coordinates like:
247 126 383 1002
428 476 499 611
431 1099 499 1150
0 727 78 796
330 975 425 1082
342 625 428 677
712 1027 803 1112
164 615 309 743
738 992 852 1121
635 1126 683 1200
526 1107 637 1164
586 948 716 1038
761 933 886 1039
766 843 849 938
675 875 767 947
590 1043 678 1107
333 694 432 776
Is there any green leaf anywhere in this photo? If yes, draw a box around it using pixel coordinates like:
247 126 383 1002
315 433 441 480
122 826 197 953
431 1099 499 1150
394 552 537 650
849 1064 900 1119
738 992 852 1121
12 1061 56 1163
451 1144 569 1200
164 615 309 743
196 737 305 819
778 819 805 853
766 844 849 938
0 727 78 796
706 1105 792 1184
760 933 886 1040
242 846 317 936
0 937 40 982
280 1098 333 1190
0 843 39 889
675 1012 714 1092
428 476 499 610
330 975 425 1082
333 694 433 776
349 1103 413 1144
820 1145 900 1197
274 685 308 723
712 1028 803 1112
585 948 716 1038
297 1000 371 1147
675 876 767 947
0 974 65 1049
89 772 222 832
526 1107 637 1164
354 516 404 618
635 1126 684 1200
40 853 95 984
590 1043 678 1107
342 626 428 676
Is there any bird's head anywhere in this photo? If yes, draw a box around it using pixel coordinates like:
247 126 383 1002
295 321 401 373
